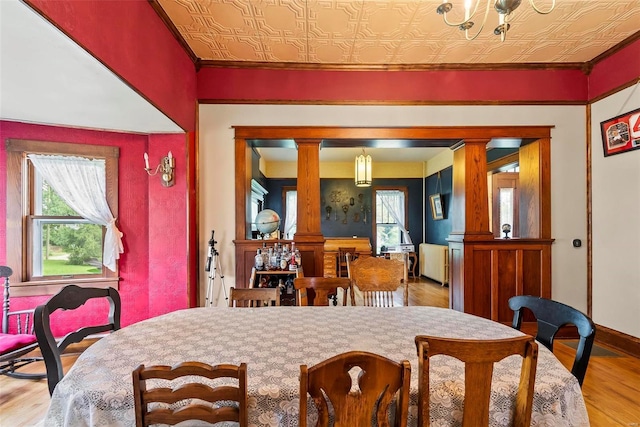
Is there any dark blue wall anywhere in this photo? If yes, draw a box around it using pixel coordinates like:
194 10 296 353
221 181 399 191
425 166 453 245
320 179 373 239
264 178 424 251
264 179 296 216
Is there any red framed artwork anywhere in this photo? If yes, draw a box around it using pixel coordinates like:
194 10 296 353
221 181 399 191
600 107 640 157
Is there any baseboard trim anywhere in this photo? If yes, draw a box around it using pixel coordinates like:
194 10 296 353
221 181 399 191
504 322 640 358
594 324 640 358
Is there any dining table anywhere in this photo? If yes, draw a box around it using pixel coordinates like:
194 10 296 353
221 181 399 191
44 306 590 426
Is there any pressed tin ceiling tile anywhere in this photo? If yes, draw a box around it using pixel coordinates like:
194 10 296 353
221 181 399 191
157 0 640 65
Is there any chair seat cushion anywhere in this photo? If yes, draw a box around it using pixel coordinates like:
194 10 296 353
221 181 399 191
0 333 37 355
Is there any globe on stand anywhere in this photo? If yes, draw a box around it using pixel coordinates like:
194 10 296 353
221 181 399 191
255 209 281 239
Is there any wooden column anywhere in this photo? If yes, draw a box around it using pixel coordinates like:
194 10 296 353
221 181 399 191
293 139 325 277
234 136 252 240
448 139 493 314
449 139 493 239
294 139 322 241
518 137 551 239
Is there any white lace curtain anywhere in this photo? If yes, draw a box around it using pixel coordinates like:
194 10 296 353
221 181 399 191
284 190 297 239
28 154 124 272
378 190 412 244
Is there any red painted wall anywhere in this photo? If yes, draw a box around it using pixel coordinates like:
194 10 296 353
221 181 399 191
198 68 588 102
25 0 197 132
147 134 188 317
0 121 188 336
589 39 640 100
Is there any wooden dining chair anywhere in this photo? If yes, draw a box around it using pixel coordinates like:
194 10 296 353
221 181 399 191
228 287 280 307
0 265 45 379
337 247 356 278
346 255 408 306
133 361 248 427
508 295 596 386
34 284 121 395
300 351 411 427
293 277 351 306
414 335 538 427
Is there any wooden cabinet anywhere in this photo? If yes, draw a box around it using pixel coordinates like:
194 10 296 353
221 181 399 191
323 237 372 277
234 239 323 289
249 267 304 306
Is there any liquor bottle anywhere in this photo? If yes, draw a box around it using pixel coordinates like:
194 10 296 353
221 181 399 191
289 248 298 271
268 248 276 270
285 278 294 295
254 249 264 270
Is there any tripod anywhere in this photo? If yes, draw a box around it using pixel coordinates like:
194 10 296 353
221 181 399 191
204 230 227 307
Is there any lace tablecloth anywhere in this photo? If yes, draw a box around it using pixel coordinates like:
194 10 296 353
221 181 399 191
45 306 590 427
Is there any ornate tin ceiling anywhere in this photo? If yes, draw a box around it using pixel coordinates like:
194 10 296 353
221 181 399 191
156 0 640 66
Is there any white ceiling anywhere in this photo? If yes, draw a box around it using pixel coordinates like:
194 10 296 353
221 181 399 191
0 0 182 134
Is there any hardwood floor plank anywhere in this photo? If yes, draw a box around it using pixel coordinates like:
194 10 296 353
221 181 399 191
1 277 638 426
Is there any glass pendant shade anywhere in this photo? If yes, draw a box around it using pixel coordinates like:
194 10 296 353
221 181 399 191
355 151 372 187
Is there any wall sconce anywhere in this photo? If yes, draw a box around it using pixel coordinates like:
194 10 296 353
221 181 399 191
144 151 175 187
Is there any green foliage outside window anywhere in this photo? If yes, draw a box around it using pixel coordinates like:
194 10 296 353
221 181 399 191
41 182 102 268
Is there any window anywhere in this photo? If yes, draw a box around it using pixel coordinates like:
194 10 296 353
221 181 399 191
491 171 519 238
5 139 119 295
374 188 409 255
30 172 103 277
282 188 297 240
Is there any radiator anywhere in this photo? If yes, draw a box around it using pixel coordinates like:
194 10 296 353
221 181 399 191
419 244 449 285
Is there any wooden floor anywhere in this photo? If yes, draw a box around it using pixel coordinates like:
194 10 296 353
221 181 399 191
1 276 639 426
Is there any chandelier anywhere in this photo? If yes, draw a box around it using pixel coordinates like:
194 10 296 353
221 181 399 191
355 148 372 187
436 0 556 41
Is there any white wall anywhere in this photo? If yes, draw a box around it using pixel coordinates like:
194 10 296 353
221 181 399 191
199 104 588 312
591 84 640 338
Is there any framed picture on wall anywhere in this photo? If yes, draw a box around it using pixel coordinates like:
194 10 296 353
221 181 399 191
430 193 444 220
600 107 640 157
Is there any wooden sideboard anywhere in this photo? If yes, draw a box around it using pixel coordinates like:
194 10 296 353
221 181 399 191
323 237 372 278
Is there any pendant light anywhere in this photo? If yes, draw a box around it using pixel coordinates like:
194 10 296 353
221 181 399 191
355 148 372 187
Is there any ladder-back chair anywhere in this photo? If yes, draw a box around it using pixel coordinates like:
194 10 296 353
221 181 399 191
133 361 248 427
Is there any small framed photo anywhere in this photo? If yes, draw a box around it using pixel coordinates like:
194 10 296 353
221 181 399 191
600 107 640 157
430 193 444 220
